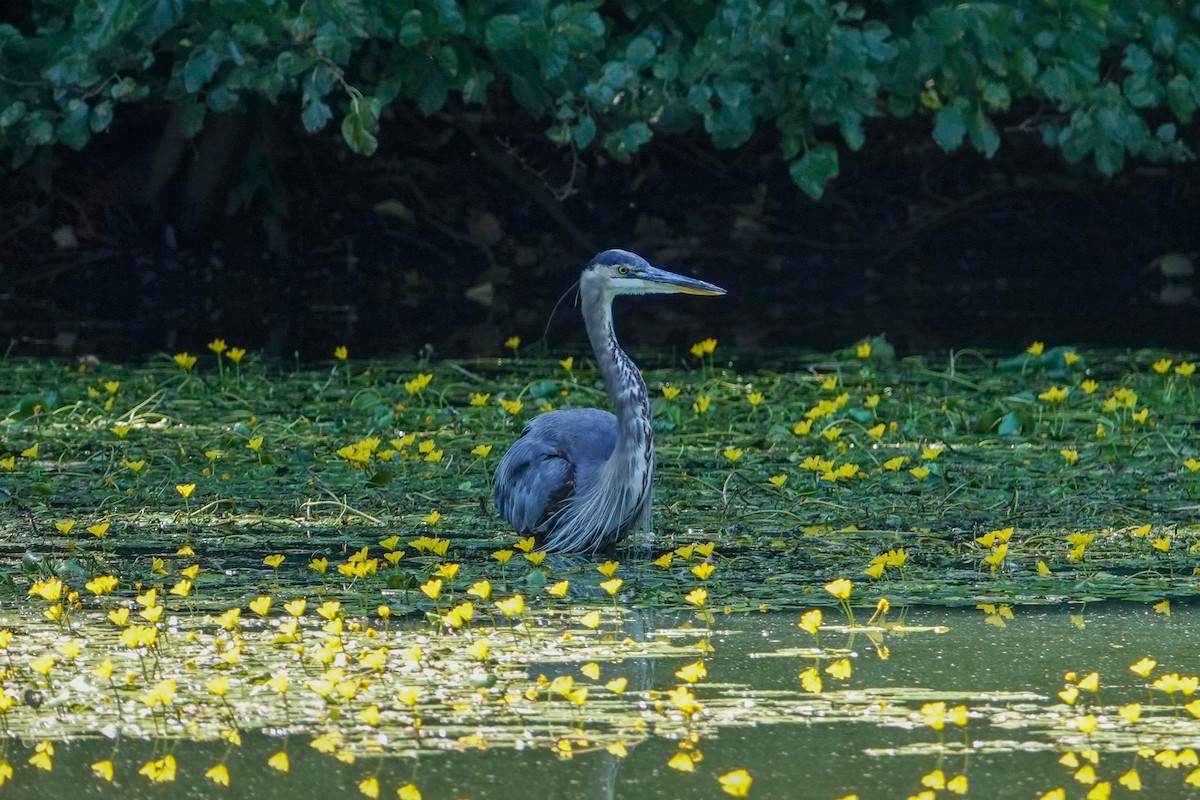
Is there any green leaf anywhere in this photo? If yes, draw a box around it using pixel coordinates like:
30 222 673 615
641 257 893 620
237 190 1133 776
207 87 238 112
400 10 424 47
57 101 91 150
341 96 380 155
45 54 96 88
572 116 596 148
485 15 522 50
982 82 1011 112
968 109 1000 158
603 121 653 160
414 64 448 115
183 45 222 93
232 22 267 47
366 470 392 488
26 117 54 146
788 143 839 200
0 101 26 129
434 0 465 34
301 100 332 133
180 102 206 138
932 102 967 152
997 412 1024 437
89 101 113 133
626 37 657 68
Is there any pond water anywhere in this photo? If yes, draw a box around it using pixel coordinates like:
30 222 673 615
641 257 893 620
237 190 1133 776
1 350 1198 799
1 603 1195 800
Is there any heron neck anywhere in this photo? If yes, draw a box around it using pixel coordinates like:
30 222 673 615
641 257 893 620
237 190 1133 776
583 288 650 452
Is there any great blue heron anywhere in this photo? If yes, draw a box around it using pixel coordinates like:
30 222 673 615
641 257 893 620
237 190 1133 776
493 249 725 552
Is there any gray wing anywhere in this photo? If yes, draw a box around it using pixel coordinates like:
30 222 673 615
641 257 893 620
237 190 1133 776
493 409 617 534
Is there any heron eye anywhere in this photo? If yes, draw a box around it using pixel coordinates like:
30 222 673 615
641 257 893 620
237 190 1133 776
617 265 630 275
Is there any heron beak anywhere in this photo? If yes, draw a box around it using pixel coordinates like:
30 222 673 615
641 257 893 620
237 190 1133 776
641 265 726 296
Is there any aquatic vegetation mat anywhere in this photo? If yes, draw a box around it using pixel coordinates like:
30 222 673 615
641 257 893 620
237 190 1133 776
0 340 1198 797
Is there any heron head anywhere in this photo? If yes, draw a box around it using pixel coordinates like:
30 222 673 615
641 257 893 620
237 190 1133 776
583 249 726 298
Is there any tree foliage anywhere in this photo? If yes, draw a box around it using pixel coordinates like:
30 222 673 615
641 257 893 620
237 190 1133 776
1 0 1198 197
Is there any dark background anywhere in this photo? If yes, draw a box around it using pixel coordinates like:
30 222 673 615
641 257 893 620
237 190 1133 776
2 101 1197 362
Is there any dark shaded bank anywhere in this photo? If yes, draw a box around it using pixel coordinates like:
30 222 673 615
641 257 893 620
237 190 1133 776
2 106 1197 361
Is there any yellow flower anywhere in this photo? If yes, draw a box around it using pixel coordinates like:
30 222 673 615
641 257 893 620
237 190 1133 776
86 575 119 595
20 442 39 459
249 596 271 616
580 610 601 628
747 392 764 406
469 392 490 406
504 335 521 353
1132 407 1150 424
675 661 707 683
1026 341 1044 356
1061 449 1079 464
866 423 885 438
792 419 812 436
495 595 525 617
799 667 822 694
718 769 753 797
247 435 264 451
1182 458 1200 472
205 764 230 786
693 395 711 413
1152 357 1173 374
471 444 493 457
207 338 227 354
684 587 708 607
909 466 931 481
882 456 908 471
1081 379 1098 393
498 397 523 416
1118 770 1141 791
421 510 441 525
263 554 285 568
91 759 114 781
825 658 852 680
173 352 197 370
661 385 681 400
600 578 623 596
524 551 546 566
333 345 348 360
855 342 871 358
722 447 743 463
419 579 442 600
514 536 536 553
767 474 787 488
492 549 514 564
690 337 717 357
226 346 246 364
1039 386 1068 402
691 562 715 580
798 609 822 635
824 578 852 600
309 557 328 574
1176 361 1195 376
1063 350 1080 365
29 741 54 771
668 751 695 772
547 580 569 597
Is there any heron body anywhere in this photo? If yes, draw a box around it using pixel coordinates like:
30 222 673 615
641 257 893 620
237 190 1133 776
493 250 725 552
